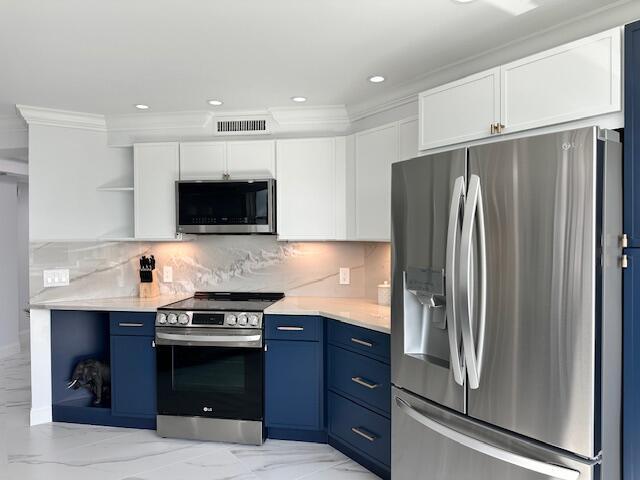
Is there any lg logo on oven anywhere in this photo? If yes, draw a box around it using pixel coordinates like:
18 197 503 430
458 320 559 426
203 407 213 413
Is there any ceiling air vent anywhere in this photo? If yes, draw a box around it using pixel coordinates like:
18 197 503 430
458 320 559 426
215 119 269 136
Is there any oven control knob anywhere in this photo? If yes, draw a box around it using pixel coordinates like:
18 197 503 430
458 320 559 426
168 313 178 325
237 314 248 326
226 314 237 325
178 313 189 325
156 313 167 325
249 314 259 326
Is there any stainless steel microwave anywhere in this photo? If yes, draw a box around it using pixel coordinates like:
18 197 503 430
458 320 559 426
176 179 276 234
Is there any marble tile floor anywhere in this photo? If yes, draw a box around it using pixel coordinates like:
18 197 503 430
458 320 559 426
0 342 379 480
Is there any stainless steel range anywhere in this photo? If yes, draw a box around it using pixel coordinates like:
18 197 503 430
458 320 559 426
155 292 284 445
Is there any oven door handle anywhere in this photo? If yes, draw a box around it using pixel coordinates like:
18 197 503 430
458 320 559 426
155 331 263 348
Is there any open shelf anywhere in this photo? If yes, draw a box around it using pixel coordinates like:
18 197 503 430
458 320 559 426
96 186 134 192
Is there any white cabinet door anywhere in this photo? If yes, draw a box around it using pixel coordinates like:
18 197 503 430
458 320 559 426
134 143 179 240
500 28 621 134
419 67 500 151
398 118 419 162
355 124 397 241
226 140 276 179
276 138 336 240
179 142 226 180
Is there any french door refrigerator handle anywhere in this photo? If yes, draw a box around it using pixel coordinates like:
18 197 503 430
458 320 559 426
395 397 580 480
460 174 487 390
446 175 466 386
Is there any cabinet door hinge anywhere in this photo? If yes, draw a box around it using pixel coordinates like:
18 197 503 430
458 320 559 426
621 233 629 248
264 344 268 352
152 340 156 348
622 254 629 269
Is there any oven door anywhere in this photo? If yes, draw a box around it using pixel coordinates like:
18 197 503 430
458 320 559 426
176 179 276 234
156 327 263 421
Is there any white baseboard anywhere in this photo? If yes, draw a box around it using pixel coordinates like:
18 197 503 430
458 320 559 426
30 406 52 426
0 342 20 359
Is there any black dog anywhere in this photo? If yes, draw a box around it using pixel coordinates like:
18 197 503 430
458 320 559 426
67 359 111 405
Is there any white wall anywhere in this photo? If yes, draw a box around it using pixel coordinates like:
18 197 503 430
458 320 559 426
0 177 20 357
29 124 133 241
17 182 29 333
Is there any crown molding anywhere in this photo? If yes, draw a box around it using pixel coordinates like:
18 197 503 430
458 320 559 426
16 105 106 132
269 105 350 133
106 110 213 132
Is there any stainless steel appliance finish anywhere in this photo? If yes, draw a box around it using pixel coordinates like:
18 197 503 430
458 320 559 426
156 292 284 445
391 127 622 480
157 415 264 445
176 179 276 234
391 149 466 413
392 387 597 480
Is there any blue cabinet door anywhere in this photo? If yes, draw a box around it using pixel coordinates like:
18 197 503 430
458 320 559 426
624 249 640 480
625 21 640 246
265 339 323 431
110 335 156 418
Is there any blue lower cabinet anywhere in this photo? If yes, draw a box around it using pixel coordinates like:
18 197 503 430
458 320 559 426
328 392 391 478
265 338 326 442
110 334 156 419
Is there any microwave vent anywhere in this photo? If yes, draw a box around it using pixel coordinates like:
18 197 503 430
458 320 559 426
215 119 269 136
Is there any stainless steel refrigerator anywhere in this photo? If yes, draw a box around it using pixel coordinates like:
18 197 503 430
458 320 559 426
391 127 622 480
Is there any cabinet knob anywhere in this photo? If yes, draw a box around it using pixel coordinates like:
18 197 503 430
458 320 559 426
490 123 496 134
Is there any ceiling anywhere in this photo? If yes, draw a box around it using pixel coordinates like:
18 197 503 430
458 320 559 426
0 0 631 117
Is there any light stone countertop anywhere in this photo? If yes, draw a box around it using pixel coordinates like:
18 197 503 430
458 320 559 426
30 295 391 333
29 294 191 313
265 296 391 334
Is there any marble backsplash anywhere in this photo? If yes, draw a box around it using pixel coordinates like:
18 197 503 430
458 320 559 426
30 237 391 304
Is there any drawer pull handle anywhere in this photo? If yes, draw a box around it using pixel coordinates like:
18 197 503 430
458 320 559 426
351 376 379 389
277 326 304 331
118 322 144 328
351 426 377 442
351 337 373 348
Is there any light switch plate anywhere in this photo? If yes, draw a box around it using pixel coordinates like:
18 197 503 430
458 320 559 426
163 266 173 283
43 269 70 287
339 267 350 285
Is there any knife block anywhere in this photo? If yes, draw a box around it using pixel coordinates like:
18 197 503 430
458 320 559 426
139 270 160 298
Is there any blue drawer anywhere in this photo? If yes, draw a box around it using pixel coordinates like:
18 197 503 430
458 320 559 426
265 315 323 342
328 320 390 363
329 392 390 467
110 312 156 336
328 345 390 416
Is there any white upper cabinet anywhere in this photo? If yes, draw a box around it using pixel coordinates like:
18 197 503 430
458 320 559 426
419 68 500 151
134 142 179 240
355 124 398 241
500 28 621 134
418 28 622 151
180 140 276 180
226 140 276 179
179 142 226 180
276 138 339 240
398 117 420 162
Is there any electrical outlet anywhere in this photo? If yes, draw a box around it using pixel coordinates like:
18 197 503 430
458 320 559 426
339 267 350 285
43 269 70 287
163 266 173 283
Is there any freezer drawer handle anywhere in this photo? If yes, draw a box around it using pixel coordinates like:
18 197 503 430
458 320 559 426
395 397 580 480
351 337 373 348
445 175 466 386
351 376 379 389
277 326 304 331
460 174 487 390
351 426 378 442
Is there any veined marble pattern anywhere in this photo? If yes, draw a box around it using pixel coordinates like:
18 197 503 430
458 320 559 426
30 237 390 304
0 342 379 480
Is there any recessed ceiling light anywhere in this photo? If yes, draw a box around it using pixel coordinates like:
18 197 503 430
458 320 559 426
452 0 476 3
291 96 307 103
368 75 385 83
135 104 150 110
208 99 223 106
